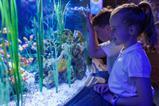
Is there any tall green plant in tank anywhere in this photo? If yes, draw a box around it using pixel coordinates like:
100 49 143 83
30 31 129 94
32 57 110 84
53 45 59 93
66 45 72 87
52 0 73 90
52 0 66 92
0 2 9 106
52 0 63 93
36 0 44 92
0 0 22 105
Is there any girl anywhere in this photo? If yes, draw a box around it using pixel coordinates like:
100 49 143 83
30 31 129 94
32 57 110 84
94 1 156 106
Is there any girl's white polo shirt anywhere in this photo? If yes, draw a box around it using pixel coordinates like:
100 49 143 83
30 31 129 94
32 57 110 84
107 42 151 97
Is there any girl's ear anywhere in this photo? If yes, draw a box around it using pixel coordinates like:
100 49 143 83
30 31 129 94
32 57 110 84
128 25 137 36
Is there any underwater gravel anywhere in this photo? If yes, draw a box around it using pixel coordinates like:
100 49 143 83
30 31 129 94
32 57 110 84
9 77 87 106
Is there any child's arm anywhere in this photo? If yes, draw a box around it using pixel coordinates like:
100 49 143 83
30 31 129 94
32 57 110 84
86 15 106 58
117 77 152 106
104 77 153 106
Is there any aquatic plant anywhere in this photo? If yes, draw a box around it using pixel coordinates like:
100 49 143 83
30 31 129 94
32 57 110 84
53 0 64 38
36 0 44 92
0 57 10 106
0 9 9 105
52 0 72 91
0 0 23 105
66 45 72 87
52 0 63 93
53 46 59 92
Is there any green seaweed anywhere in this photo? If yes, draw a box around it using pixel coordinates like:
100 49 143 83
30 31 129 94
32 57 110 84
53 47 59 93
0 0 23 105
66 47 72 87
36 0 44 92
52 0 66 92
52 0 74 90
52 0 62 93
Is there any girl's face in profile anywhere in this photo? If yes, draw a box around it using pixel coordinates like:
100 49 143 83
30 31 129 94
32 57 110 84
110 14 131 46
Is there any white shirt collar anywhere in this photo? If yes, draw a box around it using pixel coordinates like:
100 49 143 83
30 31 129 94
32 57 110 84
119 42 143 56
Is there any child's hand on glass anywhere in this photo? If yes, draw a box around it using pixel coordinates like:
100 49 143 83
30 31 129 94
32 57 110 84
80 10 92 22
83 11 91 18
93 83 109 94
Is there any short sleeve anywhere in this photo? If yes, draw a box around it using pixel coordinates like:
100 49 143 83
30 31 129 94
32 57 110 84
99 41 122 57
127 52 151 78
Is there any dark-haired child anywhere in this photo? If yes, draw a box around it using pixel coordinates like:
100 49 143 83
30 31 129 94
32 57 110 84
65 8 122 106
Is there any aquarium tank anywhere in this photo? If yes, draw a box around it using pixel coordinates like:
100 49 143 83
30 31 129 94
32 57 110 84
0 0 101 105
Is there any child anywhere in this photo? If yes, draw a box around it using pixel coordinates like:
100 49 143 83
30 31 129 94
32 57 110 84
93 1 156 106
88 8 123 73
65 8 122 106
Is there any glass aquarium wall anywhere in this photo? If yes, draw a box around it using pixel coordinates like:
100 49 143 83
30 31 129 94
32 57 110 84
0 0 95 106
